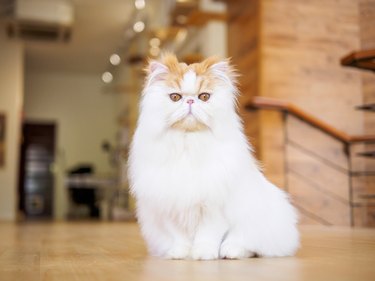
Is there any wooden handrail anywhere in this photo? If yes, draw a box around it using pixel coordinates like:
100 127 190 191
341 49 375 72
245 96 375 144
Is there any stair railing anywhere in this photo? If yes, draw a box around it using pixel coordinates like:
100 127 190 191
246 96 375 226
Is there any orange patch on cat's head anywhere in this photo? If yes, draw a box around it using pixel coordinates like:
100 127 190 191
146 53 236 91
189 56 221 75
159 53 188 88
192 56 230 91
166 54 222 90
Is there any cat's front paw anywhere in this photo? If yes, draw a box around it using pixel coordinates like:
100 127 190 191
191 244 219 260
165 244 191 260
220 242 254 259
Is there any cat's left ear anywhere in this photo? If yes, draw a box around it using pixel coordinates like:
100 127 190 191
210 59 231 73
145 60 169 86
209 58 238 85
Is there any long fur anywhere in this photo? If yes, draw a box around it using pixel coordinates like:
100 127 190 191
128 54 299 260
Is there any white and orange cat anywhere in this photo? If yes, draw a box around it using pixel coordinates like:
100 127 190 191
128 54 299 260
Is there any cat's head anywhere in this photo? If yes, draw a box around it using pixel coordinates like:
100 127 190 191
141 53 238 133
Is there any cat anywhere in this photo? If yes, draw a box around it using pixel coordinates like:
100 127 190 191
128 53 299 260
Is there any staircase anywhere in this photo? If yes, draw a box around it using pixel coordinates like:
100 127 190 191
342 49 375 173
247 97 375 227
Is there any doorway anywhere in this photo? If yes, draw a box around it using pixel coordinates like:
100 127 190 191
18 122 56 219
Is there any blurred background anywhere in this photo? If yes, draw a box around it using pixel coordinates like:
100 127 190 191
0 0 374 227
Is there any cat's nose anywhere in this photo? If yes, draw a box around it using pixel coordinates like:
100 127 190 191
187 99 194 105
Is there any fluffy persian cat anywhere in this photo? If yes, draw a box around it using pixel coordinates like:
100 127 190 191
128 54 299 260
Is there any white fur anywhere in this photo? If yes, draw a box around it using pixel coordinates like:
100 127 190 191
128 60 299 260
181 70 197 94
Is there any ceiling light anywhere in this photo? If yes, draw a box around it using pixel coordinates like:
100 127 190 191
102 72 113 83
133 21 145 33
149 37 161 47
109 54 121 65
135 0 146 10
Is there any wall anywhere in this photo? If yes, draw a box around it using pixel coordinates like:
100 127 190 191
0 28 24 221
357 0 375 226
24 72 118 219
228 0 364 183
359 0 375 133
227 0 374 225
227 0 261 155
199 0 228 58
260 0 363 187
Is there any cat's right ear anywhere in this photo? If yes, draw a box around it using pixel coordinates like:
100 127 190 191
145 60 169 86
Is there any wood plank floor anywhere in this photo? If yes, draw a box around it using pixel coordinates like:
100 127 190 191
0 222 374 281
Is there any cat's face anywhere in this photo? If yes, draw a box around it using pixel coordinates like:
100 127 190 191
141 54 237 132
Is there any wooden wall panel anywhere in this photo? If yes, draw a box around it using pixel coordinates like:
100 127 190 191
353 205 375 227
261 0 363 134
286 115 349 171
359 0 375 171
287 145 350 203
259 0 363 186
298 211 323 225
359 0 375 50
358 0 375 227
258 111 285 187
227 0 261 156
226 0 374 226
288 173 351 226
352 176 375 204
350 143 375 172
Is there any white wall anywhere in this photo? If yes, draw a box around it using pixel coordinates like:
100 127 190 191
24 71 118 219
0 29 24 221
175 0 227 59
200 0 227 58
200 21 227 58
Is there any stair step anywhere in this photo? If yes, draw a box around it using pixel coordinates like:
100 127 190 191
341 49 375 72
356 104 375 112
357 151 375 158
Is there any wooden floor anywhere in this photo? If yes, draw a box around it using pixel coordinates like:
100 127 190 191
0 222 375 281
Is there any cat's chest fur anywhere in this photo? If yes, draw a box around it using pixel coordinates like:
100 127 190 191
134 129 234 206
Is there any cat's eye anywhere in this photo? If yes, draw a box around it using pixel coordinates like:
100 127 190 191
169 93 182 102
198 93 211 102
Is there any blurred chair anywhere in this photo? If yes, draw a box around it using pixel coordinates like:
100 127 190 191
66 164 100 219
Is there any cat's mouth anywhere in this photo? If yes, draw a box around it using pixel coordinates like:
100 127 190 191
171 114 208 132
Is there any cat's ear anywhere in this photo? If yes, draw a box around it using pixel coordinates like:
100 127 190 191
210 60 230 73
148 60 168 74
145 60 169 86
209 58 238 86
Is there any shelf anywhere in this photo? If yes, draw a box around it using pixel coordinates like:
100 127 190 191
357 151 375 158
356 104 375 112
341 49 375 72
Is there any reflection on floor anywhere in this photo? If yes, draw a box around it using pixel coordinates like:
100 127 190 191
0 222 374 281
